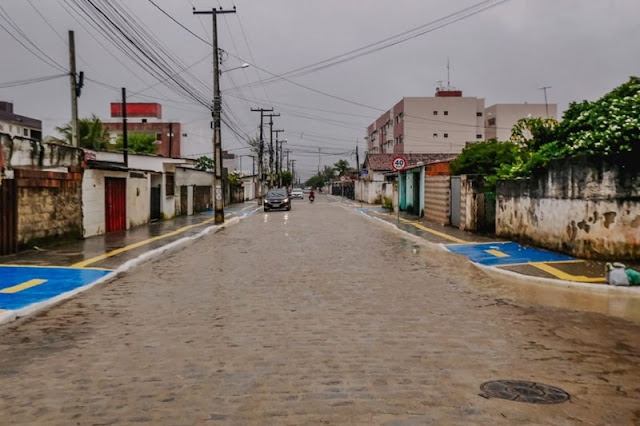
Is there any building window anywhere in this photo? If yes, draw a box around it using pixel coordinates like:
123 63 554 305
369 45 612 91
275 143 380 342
444 111 448 116
488 118 496 126
23 128 29 137
477 112 483 117
433 133 438 138
165 173 175 196
433 111 438 116
399 135 403 144
476 134 482 139
444 133 448 138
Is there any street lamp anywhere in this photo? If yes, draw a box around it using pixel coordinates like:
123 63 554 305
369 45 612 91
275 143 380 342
221 63 250 74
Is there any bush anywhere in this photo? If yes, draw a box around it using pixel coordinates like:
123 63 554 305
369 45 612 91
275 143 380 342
382 196 393 210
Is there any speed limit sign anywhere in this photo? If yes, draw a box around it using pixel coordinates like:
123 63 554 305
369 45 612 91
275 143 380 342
391 156 407 171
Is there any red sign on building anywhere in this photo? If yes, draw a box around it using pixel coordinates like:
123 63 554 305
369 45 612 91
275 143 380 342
110 103 163 119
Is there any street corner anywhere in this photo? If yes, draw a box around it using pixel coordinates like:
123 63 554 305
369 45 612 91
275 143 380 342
445 241 574 267
0 265 112 313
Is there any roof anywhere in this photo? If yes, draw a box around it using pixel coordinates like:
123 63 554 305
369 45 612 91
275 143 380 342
363 153 458 171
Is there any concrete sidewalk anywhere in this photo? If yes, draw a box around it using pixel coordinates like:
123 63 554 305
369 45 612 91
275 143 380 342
0 201 258 324
335 196 639 291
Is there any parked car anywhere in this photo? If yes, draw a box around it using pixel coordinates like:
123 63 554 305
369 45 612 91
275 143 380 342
291 188 304 199
264 189 291 212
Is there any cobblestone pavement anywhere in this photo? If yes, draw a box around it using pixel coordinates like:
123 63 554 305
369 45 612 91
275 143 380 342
1 195 639 425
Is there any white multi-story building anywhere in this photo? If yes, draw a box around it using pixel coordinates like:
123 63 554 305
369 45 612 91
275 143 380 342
366 89 485 155
484 103 558 141
0 101 42 141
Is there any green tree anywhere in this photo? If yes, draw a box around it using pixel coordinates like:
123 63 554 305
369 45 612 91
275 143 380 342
304 175 325 189
333 159 350 176
115 132 157 155
450 139 519 176
52 114 110 150
281 170 293 187
195 156 214 171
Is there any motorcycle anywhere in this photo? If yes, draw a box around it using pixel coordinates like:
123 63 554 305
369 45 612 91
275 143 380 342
309 193 315 203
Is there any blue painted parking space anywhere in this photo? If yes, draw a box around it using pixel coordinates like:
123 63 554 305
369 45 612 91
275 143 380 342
0 266 112 311
446 242 574 266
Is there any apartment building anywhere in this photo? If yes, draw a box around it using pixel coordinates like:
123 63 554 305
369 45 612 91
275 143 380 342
484 103 558 141
366 89 485 155
0 101 42 141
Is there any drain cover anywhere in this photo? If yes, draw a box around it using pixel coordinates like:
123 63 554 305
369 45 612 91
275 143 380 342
480 380 570 404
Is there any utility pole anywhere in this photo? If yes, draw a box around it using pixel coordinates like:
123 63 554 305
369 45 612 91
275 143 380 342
68 30 79 148
168 122 173 158
539 86 551 118
273 130 284 186
193 6 236 225
264 113 280 188
278 140 287 187
251 108 273 205
318 147 321 174
121 88 128 167
285 149 290 172
291 160 296 187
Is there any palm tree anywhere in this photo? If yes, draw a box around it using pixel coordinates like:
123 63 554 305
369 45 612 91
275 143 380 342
52 114 110 150
333 159 350 177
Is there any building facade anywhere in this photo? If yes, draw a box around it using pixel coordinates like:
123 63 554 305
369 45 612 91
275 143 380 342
484 103 558 141
105 102 181 158
0 101 42 141
366 90 485 155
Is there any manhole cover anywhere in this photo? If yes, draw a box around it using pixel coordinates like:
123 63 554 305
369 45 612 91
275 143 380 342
480 380 570 404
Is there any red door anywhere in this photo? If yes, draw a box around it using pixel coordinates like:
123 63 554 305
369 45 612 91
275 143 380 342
105 178 126 233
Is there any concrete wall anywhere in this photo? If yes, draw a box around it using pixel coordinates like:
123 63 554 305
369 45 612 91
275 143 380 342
459 175 494 232
127 172 151 228
15 168 83 247
1 133 83 170
425 175 451 224
496 158 640 260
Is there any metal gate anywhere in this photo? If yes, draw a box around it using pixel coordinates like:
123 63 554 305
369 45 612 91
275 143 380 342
0 178 18 255
150 187 161 221
450 176 461 227
105 178 126 233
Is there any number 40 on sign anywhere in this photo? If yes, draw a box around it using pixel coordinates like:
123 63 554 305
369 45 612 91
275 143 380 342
392 156 407 171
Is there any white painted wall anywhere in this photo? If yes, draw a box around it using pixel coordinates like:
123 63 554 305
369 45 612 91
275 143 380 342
127 173 150 228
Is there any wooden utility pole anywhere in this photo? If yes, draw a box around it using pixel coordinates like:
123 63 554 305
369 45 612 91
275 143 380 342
193 6 236 224
251 108 273 205
68 30 79 148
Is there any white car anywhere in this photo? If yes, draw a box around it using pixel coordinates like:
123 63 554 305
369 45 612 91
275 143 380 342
290 188 304 199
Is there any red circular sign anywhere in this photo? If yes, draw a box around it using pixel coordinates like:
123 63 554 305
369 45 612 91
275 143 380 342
392 156 407 171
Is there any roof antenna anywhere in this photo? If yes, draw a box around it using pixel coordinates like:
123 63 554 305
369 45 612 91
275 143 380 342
447 56 451 90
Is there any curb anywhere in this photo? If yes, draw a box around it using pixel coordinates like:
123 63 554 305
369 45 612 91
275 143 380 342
0 214 249 326
356 208 640 295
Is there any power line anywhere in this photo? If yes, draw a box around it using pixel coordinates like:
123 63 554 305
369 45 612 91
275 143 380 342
0 74 68 89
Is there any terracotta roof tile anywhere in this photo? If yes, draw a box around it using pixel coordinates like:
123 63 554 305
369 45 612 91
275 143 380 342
363 153 458 171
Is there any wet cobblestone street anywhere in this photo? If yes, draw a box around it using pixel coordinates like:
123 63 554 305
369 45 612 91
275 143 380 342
1 197 639 425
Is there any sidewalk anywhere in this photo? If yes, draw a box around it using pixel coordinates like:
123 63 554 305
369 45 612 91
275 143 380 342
335 196 639 291
0 202 258 324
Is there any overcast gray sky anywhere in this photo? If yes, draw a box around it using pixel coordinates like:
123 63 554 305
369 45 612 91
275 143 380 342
1 0 639 180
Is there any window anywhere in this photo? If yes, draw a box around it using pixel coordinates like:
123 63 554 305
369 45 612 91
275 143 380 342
444 111 448 116
444 133 449 138
476 134 482 139
433 111 438 116
165 173 175 196
399 135 404 144
476 112 483 117
23 128 29 136
488 118 496 126
433 133 438 138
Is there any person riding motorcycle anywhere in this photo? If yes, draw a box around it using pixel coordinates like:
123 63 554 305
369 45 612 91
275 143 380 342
309 189 315 202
